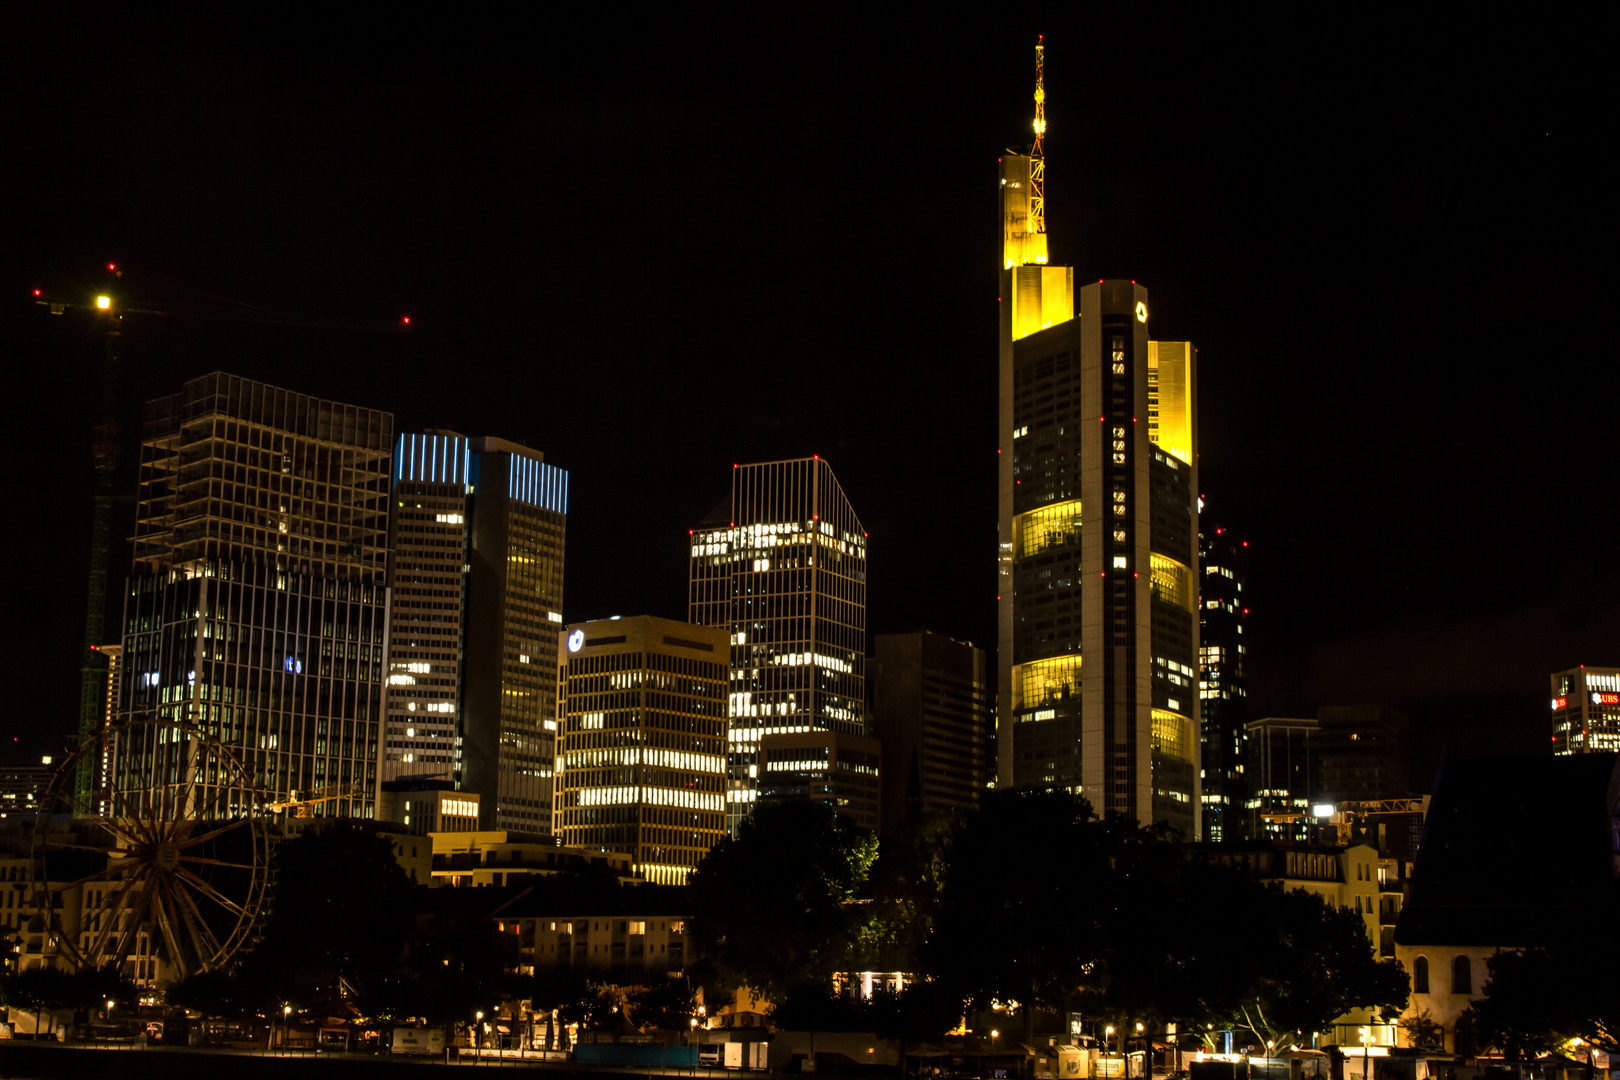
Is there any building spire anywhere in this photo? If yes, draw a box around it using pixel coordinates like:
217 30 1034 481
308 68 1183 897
1029 35 1046 240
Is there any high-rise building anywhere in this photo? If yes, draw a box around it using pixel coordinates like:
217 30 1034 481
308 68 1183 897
382 431 568 832
688 457 868 835
869 631 993 833
996 54 1200 834
553 616 728 883
1550 666 1620 755
757 728 882 832
1245 715 1318 841
1315 704 1411 804
113 372 393 818
94 643 121 816
1198 524 1249 840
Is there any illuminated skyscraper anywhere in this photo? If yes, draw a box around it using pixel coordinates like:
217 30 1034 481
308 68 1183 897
1550 666 1620 755
382 432 568 833
996 49 1200 834
688 457 868 835
554 616 728 883
1198 522 1249 840
114 373 393 818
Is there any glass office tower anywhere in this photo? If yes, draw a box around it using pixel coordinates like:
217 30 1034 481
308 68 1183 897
382 432 568 832
688 457 867 835
554 616 728 882
113 373 393 818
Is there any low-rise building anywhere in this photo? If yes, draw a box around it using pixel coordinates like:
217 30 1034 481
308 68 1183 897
429 829 636 887
1393 753 1620 1054
489 885 691 980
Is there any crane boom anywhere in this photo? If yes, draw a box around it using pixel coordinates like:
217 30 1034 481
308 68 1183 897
1029 35 1046 240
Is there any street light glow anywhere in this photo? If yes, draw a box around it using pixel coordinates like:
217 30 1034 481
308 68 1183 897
96 296 111 309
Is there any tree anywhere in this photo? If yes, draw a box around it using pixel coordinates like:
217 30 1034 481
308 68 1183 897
1468 943 1619 1057
237 820 415 1009
688 798 878 999
1087 843 1275 1043
1220 887 1408 1053
929 790 1116 1039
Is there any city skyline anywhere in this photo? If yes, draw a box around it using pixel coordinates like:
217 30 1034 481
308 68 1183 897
6 12 1611 790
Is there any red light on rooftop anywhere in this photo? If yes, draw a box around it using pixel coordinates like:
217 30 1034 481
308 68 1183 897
813 454 818 460
1242 541 1248 547
107 263 116 271
688 530 694 535
33 288 40 296
402 316 411 325
1243 608 1249 615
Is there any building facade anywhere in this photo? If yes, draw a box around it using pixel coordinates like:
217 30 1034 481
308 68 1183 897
381 431 568 833
997 163 1201 833
756 728 882 833
553 616 728 883
1245 715 1318 840
1550 665 1620 755
1197 523 1249 841
688 457 868 834
1394 753 1620 1054
1315 705 1411 804
113 373 392 818
869 631 992 833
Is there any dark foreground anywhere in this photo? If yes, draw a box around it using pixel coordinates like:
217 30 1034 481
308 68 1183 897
0 1043 754 1080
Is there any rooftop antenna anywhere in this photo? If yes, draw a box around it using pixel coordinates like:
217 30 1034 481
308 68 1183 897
1029 35 1046 241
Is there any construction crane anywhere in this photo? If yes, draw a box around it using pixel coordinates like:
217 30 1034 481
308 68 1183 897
1028 35 1047 241
1260 797 1430 846
267 780 374 818
32 265 410 816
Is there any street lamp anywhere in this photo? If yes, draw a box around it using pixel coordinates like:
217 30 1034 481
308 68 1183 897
283 1005 292 1053
476 1010 484 1061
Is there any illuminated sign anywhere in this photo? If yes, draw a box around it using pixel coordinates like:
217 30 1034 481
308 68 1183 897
1135 301 1148 322
1593 692 1619 705
1552 696 1567 710
567 629 585 653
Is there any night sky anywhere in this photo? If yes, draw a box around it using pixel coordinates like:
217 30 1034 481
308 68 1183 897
5 10 1611 788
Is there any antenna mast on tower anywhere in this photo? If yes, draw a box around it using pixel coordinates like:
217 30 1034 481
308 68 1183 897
1029 35 1046 240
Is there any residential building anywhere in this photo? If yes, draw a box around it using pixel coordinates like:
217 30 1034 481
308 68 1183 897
113 372 392 818
1315 705 1410 804
756 728 882 832
869 631 992 833
488 890 692 979
428 829 637 888
381 431 569 833
688 457 867 835
1550 665 1620 755
1190 839 1382 944
997 77 1200 834
1198 523 1249 840
553 616 728 883
1394 753 1620 1054
1246 716 1318 840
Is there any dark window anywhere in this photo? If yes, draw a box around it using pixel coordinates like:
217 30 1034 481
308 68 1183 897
1412 956 1429 994
1451 954 1472 995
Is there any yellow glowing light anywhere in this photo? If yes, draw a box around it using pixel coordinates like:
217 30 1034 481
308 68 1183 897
1135 301 1147 322
96 296 111 309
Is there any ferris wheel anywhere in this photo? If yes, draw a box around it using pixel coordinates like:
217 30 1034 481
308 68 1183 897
27 718 273 982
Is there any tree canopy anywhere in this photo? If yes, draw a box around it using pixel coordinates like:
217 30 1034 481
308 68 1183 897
687 798 879 998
